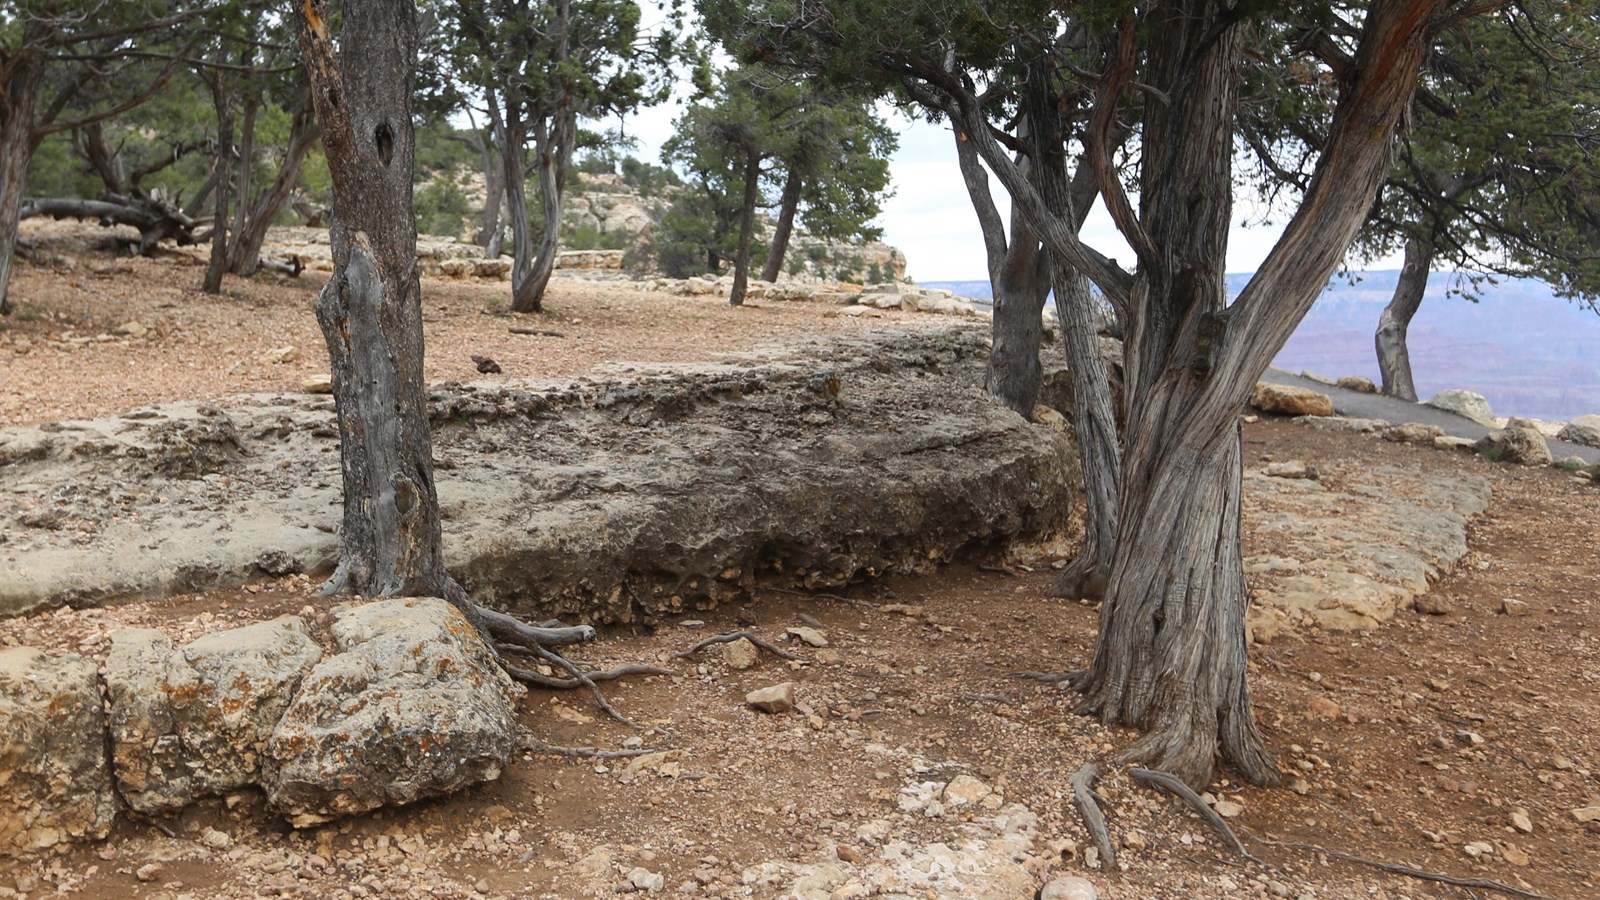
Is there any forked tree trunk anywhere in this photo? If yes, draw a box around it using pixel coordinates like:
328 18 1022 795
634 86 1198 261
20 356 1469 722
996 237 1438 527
513 109 571 313
759 166 802 283
728 149 762 307
490 97 537 311
294 0 459 600
226 92 320 276
1375 236 1432 401
0 53 42 316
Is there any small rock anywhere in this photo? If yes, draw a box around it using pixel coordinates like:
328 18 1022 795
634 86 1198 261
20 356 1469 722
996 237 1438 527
1120 831 1147 850
1039 875 1099 900
721 638 759 670
471 355 502 374
1304 697 1341 720
1510 809 1533 834
1463 840 1494 858
1425 389 1497 427
745 683 795 714
627 867 665 893
1385 422 1445 444
1501 843 1530 866
114 321 149 338
1212 799 1245 818
1263 460 1316 480
834 844 861 863
785 626 829 647
1571 805 1600 824
260 345 300 365
135 863 164 883
1252 383 1333 417
201 827 232 849
1434 435 1478 452
1426 677 1450 693
301 374 333 394
1501 598 1530 617
1414 595 1453 616
1336 375 1377 393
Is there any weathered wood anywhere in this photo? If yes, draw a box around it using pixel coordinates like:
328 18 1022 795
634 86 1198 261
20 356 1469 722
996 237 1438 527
759 167 804 283
728 148 762 307
295 0 456 601
1376 237 1432 401
1070 763 1117 869
19 195 202 256
227 90 321 276
0 50 42 317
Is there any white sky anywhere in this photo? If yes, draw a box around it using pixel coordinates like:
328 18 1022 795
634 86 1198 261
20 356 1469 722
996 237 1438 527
607 92 1407 284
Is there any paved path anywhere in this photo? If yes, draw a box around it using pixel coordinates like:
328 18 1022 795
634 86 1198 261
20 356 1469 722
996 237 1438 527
1260 367 1600 464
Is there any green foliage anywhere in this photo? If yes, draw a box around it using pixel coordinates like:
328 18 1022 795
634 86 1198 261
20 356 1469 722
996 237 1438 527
416 176 471 237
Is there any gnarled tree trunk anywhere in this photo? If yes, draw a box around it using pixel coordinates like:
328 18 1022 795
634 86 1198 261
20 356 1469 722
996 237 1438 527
1375 236 1432 401
728 149 762 307
226 90 320 276
759 166 802 283
513 106 573 313
295 0 458 600
202 62 232 295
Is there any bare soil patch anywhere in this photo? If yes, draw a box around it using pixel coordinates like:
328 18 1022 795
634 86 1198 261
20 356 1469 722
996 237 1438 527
1 225 1597 898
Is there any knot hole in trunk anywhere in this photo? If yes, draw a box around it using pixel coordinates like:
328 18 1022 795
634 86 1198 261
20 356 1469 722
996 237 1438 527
375 122 394 167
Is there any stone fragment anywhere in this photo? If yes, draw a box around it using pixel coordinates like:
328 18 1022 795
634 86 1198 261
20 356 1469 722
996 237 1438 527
785 626 829 647
745 682 796 714
107 617 322 814
1510 808 1533 833
1263 460 1316 480
259 345 300 365
1252 383 1334 418
135 863 164 882
1304 696 1341 720
1425 389 1497 427
1434 435 1477 452
1571 806 1600 824
1475 426 1552 466
265 598 522 827
1212 799 1245 818
114 321 149 338
1294 415 1389 433
1385 422 1445 444
942 774 997 808
301 374 333 394
1414 594 1453 616
1501 598 1530 617
1336 375 1377 393
1501 843 1530 866
1557 414 1600 448
721 637 760 670
627 867 665 893
1463 840 1494 858
0 648 118 857
1039 875 1098 900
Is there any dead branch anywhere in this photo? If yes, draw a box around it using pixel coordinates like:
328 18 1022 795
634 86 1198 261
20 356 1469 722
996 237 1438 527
1127 767 1265 865
257 255 304 277
509 326 565 337
1070 762 1116 870
670 630 809 663
1012 669 1081 685
503 660 670 689
533 645 641 728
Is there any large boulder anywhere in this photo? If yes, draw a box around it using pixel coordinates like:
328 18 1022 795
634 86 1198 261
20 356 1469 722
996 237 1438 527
106 617 322 814
1475 424 1553 466
0 648 118 856
1557 414 1600 448
1425 389 1497 427
1252 383 1334 418
265 598 523 827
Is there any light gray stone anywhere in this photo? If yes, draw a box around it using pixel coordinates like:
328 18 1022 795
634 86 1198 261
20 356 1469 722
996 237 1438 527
745 682 795 714
1385 422 1446 444
1293 415 1390 433
0 648 117 856
107 617 322 814
265 598 523 827
1557 414 1600 448
721 638 760 670
1426 389 1497 427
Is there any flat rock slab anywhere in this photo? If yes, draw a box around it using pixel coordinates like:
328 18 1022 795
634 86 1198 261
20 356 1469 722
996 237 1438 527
264 597 523 828
0 327 1075 623
0 647 117 856
1243 462 1492 638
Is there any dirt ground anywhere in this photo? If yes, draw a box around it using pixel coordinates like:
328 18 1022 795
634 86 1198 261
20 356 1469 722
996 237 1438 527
1 225 1598 899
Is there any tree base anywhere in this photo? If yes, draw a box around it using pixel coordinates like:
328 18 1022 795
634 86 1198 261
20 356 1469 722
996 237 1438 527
1045 553 1109 601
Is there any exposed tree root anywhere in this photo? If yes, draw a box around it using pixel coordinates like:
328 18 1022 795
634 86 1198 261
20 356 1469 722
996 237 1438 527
1011 668 1084 686
1130 767 1545 898
1045 553 1109 601
1128 767 1264 865
520 736 662 760
671 630 809 663
1070 762 1116 870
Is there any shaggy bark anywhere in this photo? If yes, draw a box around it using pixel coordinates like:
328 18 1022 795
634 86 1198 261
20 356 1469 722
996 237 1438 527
759 166 802 283
0 53 41 316
1375 236 1432 400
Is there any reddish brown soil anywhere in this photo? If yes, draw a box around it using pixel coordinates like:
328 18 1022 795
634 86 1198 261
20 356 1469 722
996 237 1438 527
1 225 1596 899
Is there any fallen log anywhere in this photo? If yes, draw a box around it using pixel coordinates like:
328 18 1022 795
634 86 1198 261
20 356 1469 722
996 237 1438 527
21 191 202 256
